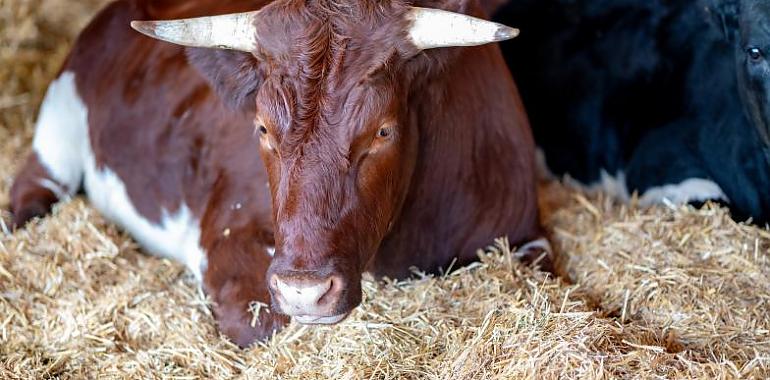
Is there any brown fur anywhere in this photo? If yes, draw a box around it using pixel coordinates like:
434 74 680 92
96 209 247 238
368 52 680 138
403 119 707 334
10 0 542 347
10 154 60 228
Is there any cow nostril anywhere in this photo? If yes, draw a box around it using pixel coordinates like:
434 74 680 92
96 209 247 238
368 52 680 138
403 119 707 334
316 277 335 305
318 275 346 308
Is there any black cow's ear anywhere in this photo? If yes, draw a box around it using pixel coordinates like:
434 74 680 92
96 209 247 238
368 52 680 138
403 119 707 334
703 0 739 42
186 48 264 113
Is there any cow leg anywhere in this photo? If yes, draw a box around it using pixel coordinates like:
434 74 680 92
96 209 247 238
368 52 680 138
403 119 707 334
9 153 72 228
10 72 88 228
626 125 727 207
515 237 555 273
202 232 288 347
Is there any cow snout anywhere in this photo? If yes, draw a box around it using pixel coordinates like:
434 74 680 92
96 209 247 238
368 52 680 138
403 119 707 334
269 273 348 324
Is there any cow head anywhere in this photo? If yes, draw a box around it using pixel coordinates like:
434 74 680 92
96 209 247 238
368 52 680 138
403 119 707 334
708 0 770 150
132 1 517 325
734 0 770 150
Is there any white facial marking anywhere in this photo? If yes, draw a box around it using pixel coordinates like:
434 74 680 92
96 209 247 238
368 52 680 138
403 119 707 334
32 72 88 194
38 72 208 280
639 178 728 207
274 277 331 313
266 246 275 257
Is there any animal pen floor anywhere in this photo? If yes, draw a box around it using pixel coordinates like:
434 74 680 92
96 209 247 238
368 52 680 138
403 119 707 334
1 1 769 378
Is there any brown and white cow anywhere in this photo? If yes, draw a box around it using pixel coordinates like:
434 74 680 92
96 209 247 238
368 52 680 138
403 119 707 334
9 0 547 347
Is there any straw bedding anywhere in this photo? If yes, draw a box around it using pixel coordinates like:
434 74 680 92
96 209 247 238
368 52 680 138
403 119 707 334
1 1 768 378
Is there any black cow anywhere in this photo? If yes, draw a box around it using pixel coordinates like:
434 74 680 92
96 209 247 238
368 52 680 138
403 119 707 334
494 0 770 223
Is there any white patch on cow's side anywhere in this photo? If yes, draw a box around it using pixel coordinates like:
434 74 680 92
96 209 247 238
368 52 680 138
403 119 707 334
83 165 208 279
266 246 275 257
32 72 88 195
639 178 728 207
563 169 631 201
37 71 208 279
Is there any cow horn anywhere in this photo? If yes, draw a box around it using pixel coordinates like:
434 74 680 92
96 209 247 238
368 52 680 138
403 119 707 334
406 7 519 50
130 11 259 52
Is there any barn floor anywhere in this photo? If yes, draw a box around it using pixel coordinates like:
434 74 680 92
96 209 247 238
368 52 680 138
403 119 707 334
1 1 769 378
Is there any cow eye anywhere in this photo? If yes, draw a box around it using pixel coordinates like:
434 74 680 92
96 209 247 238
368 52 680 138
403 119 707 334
257 124 268 135
748 47 763 62
376 126 392 139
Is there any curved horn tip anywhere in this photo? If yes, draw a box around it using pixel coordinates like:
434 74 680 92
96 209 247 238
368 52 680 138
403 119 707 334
131 20 150 33
495 26 520 41
407 7 521 50
130 20 156 37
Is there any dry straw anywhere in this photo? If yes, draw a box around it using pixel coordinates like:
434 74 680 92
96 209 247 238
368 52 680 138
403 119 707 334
1 0 769 378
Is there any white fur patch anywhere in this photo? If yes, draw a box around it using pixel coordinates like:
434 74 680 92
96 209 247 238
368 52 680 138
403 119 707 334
32 72 88 194
639 178 728 207
536 149 630 200
563 169 631 202
537 150 726 207
36 178 70 201
82 143 207 281
516 237 552 257
266 246 275 257
33 71 207 279
274 277 332 315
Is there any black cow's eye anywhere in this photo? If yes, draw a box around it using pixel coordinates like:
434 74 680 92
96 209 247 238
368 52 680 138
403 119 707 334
748 47 763 62
257 124 268 135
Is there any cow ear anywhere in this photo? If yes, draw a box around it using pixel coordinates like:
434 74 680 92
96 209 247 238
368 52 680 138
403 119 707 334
186 48 264 113
703 0 739 42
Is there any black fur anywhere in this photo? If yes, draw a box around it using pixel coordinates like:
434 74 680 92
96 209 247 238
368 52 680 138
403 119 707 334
494 0 770 224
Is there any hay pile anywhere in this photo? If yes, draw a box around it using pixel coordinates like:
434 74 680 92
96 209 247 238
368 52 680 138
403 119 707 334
1 1 769 378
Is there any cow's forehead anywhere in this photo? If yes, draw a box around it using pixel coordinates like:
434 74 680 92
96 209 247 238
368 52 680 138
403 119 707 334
743 1 770 33
254 9 406 137
256 70 395 147
254 0 409 61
